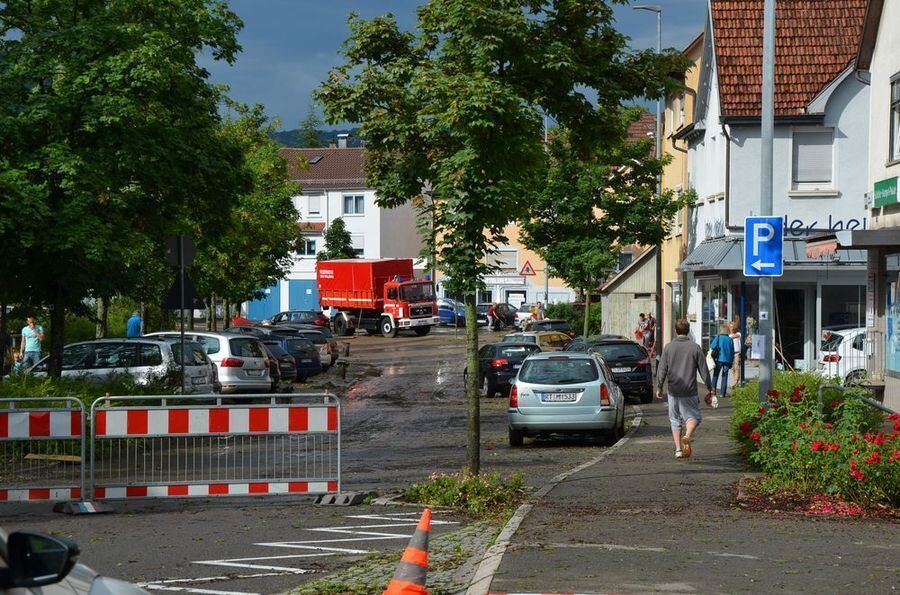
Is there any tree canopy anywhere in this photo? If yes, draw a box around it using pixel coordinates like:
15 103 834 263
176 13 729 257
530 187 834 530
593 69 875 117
297 105 325 148
318 0 689 473
318 218 356 260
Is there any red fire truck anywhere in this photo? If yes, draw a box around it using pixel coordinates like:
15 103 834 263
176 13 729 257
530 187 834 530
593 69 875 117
317 259 438 337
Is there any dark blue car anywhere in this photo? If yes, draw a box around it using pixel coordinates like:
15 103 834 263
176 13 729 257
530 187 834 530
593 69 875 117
261 335 321 382
437 298 466 327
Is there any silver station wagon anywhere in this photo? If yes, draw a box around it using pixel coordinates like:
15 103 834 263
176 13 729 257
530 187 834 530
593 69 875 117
507 352 625 447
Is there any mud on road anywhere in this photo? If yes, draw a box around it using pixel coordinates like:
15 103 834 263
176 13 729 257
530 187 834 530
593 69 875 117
311 327 635 493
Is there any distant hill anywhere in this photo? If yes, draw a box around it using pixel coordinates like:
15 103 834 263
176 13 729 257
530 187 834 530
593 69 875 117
270 127 363 148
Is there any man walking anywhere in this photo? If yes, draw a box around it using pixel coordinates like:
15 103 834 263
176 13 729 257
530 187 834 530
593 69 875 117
19 316 45 369
126 311 143 338
656 319 714 459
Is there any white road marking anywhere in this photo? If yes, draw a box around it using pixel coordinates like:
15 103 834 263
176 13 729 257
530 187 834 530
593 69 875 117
140 585 256 595
705 551 760 560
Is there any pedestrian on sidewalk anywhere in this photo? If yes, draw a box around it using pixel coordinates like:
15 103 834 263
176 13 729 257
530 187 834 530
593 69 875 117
710 324 735 397
18 316 45 370
656 319 714 459
126 311 143 337
729 321 742 389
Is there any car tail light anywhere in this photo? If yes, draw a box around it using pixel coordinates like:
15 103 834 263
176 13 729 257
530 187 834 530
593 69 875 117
220 357 244 368
637 358 650 366
600 383 611 405
509 385 518 408
491 358 509 368
823 354 841 362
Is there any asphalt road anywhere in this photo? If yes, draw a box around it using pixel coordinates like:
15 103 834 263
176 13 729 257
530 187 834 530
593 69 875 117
0 327 619 594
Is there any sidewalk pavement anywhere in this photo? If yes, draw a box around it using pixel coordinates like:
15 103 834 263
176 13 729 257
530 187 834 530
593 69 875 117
490 398 899 594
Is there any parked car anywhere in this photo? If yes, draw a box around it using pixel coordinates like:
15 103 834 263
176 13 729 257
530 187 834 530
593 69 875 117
0 528 148 594
260 342 297 392
565 335 628 352
145 332 270 393
464 342 541 397
437 298 466 327
524 318 577 338
502 331 572 351
27 339 215 393
570 339 653 403
261 310 330 328
508 352 626 447
271 326 339 369
262 335 321 381
818 327 869 385
515 304 536 329
475 303 517 328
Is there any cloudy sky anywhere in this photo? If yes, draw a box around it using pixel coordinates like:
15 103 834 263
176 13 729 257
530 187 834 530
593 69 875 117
205 0 708 130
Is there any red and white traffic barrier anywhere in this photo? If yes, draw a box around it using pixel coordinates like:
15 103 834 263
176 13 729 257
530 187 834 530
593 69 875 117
0 488 82 501
94 405 338 438
94 481 338 500
0 410 82 439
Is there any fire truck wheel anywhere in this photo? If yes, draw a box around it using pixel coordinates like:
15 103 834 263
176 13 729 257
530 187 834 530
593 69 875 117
380 316 398 338
413 326 431 336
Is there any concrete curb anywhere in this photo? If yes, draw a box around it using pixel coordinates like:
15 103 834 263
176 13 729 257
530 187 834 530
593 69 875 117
464 406 644 595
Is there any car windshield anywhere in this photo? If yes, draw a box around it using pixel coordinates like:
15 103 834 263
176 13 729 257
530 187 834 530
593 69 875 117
263 342 289 358
229 338 265 358
503 335 536 344
821 331 845 352
498 344 540 359
537 320 571 332
518 305 532 313
400 282 434 302
170 343 209 366
519 358 599 384
591 343 646 361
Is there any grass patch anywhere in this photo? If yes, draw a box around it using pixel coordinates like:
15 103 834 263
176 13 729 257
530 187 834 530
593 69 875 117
403 471 526 517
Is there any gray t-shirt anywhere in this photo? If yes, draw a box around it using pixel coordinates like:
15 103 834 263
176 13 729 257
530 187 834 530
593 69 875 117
657 336 712 398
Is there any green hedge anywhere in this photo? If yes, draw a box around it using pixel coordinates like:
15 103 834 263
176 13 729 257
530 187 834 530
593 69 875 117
545 302 601 336
0 373 180 411
731 372 898 507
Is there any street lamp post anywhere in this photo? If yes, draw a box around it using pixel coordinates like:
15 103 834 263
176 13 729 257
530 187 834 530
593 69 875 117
634 4 663 356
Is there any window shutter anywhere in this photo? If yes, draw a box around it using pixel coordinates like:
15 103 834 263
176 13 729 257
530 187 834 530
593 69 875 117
308 194 321 214
792 130 833 184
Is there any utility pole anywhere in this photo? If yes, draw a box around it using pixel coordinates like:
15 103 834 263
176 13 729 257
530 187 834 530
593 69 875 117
634 4 664 355
758 0 776 403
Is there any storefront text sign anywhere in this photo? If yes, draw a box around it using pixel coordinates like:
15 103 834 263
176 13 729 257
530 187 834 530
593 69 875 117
874 177 898 208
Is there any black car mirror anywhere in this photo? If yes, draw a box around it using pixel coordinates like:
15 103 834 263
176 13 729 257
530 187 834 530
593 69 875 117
1 531 80 589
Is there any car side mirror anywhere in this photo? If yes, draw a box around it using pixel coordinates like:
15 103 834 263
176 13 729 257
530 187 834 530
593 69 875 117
0 531 79 589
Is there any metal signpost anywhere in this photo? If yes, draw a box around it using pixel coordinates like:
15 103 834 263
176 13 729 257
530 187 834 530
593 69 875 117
165 234 196 394
758 0 777 404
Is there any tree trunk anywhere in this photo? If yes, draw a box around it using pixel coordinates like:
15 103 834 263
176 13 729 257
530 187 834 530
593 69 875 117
224 300 231 329
464 290 481 475
48 285 66 378
583 280 591 338
160 307 170 332
189 308 195 331
96 296 109 339
140 303 148 335
210 295 217 331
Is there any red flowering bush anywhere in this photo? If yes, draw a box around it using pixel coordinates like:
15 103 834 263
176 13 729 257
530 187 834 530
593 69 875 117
731 373 898 507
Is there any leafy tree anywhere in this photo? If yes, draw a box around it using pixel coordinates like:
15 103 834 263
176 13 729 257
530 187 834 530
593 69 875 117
318 218 356 260
298 104 325 148
0 0 246 375
522 118 689 336
317 0 688 473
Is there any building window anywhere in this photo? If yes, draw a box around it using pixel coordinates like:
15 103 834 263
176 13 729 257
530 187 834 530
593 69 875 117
678 91 686 127
891 76 900 163
478 290 493 304
617 252 634 272
308 193 323 215
792 128 833 190
351 234 364 257
343 195 365 215
299 238 317 257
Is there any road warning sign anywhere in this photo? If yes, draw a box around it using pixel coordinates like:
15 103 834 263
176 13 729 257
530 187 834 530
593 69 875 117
519 260 536 276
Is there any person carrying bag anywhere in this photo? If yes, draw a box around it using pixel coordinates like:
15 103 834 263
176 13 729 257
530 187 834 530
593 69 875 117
710 324 735 397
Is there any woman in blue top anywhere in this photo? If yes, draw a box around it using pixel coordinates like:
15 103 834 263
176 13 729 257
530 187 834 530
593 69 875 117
711 324 735 397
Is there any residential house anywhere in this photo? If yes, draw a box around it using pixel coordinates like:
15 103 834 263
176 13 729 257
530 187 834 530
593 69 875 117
810 0 900 410
678 0 869 376
245 140 423 319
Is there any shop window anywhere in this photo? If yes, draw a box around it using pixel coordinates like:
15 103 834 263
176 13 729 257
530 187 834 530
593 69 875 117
820 285 864 331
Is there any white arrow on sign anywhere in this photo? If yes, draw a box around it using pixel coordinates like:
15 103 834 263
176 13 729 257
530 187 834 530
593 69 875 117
751 259 775 272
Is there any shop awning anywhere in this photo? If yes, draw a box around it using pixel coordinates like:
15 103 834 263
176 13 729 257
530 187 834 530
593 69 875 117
680 236 867 273
806 229 900 258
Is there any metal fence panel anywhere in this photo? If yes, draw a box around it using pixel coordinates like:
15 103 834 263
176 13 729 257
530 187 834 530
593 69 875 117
89 393 340 500
0 398 85 502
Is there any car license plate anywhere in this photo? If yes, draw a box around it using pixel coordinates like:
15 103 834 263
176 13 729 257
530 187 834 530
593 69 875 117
246 369 263 377
301 358 313 363
191 376 205 385
541 392 577 402
612 367 631 373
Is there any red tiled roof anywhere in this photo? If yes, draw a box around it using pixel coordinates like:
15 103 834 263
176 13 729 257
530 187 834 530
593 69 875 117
278 147 367 190
711 0 866 117
627 112 656 144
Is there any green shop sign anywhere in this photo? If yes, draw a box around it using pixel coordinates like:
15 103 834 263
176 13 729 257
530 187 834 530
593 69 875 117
874 176 899 207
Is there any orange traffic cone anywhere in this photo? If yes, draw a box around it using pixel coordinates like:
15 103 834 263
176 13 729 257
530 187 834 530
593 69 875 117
383 508 431 595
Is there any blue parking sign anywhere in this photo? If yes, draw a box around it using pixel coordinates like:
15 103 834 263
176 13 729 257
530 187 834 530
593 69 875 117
744 217 784 277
